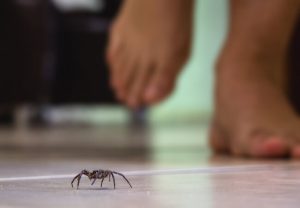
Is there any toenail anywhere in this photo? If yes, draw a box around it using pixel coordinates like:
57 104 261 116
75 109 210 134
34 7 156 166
251 139 288 157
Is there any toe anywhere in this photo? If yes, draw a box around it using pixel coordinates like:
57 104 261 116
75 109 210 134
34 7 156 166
113 52 129 89
144 71 175 105
126 58 151 108
108 48 126 90
209 124 230 154
109 48 137 103
249 136 289 158
118 57 139 105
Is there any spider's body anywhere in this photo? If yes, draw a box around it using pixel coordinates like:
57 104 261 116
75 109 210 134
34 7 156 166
71 169 132 189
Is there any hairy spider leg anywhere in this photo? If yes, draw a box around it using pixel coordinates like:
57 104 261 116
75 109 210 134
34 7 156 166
110 172 116 189
71 173 81 188
109 173 111 182
113 172 133 188
77 173 85 189
101 170 110 187
71 172 84 189
100 177 105 187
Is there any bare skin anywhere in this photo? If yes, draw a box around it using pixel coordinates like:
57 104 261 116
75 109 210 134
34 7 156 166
210 0 300 158
106 0 193 108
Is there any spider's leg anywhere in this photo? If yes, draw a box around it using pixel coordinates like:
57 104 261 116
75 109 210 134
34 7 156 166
113 172 132 188
91 171 100 186
111 173 116 189
75 173 83 189
101 177 105 187
71 173 81 188
91 177 97 186
109 173 111 182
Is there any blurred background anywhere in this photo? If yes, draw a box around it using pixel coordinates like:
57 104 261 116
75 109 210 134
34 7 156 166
0 0 228 125
0 0 228 161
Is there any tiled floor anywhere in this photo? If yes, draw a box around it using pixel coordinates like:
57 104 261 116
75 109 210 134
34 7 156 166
0 123 299 208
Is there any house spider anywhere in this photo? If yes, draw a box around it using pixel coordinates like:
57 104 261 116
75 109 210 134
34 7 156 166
71 169 132 189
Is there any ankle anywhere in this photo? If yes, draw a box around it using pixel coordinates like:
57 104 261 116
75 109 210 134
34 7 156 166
216 44 286 82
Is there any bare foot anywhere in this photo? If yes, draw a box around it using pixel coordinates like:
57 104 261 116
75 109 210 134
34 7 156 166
210 54 300 158
209 0 300 158
106 0 193 108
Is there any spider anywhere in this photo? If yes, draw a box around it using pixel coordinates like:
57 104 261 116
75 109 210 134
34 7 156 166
71 169 132 189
